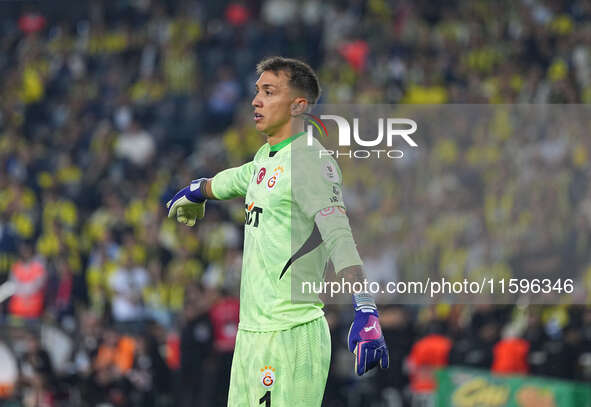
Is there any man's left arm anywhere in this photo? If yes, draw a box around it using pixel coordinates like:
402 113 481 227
314 209 389 376
294 153 389 375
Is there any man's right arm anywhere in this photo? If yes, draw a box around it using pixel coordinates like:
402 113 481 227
204 160 255 200
167 161 255 225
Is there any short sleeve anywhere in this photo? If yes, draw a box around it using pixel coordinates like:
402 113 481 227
293 154 345 218
211 161 255 200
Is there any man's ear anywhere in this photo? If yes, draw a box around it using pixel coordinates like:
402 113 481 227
290 98 308 116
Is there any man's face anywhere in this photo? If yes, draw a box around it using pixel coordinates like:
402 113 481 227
252 70 294 135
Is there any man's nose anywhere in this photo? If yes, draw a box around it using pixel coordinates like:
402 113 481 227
252 95 262 108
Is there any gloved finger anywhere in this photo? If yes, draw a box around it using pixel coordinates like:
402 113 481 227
380 347 389 369
167 201 177 218
184 209 198 225
365 347 379 372
355 341 369 376
195 201 206 219
166 200 172 209
347 324 355 352
177 207 195 226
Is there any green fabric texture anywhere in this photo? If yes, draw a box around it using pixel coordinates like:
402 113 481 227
211 135 347 331
228 317 331 407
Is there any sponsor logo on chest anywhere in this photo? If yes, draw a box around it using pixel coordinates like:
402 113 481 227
245 201 263 227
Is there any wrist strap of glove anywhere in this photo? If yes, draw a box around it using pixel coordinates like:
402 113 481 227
353 292 377 313
187 178 207 203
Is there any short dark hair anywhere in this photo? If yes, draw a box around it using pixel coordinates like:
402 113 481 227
256 56 321 104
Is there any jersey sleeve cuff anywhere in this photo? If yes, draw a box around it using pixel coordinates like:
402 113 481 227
209 176 223 200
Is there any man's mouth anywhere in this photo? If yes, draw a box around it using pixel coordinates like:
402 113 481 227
254 112 264 122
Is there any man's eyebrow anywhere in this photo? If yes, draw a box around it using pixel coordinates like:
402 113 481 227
255 83 278 89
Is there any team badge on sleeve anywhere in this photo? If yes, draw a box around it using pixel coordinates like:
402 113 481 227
320 207 336 216
323 161 339 183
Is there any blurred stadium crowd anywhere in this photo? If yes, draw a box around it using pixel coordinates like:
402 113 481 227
1 0 591 406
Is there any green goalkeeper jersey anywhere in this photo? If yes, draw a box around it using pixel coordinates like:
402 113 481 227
211 132 348 331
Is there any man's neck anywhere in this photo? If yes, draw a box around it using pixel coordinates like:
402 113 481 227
266 119 304 146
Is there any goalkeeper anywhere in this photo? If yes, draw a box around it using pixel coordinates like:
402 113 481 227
167 57 389 406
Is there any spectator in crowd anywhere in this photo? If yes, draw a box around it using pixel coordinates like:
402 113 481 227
45 256 75 329
492 337 530 375
0 211 19 283
127 334 170 407
18 334 56 407
406 330 452 404
378 306 413 405
205 286 239 406
114 120 156 170
108 251 149 325
91 328 135 406
179 283 213 407
68 310 102 402
8 242 47 321
143 257 172 328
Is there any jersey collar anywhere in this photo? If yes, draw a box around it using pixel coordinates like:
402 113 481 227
269 131 306 153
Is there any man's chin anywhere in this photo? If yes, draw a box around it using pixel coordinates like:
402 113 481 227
255 122 270 134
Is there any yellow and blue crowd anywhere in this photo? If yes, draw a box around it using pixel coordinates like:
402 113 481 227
1 0 591 406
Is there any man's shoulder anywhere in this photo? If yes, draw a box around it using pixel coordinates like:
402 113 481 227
291 133 329 154
292 135 341 181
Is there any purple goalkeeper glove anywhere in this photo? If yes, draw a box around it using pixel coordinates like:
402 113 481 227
347 293 389 376
166 178 207 226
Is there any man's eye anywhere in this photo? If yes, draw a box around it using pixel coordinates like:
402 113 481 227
254 89 272 96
